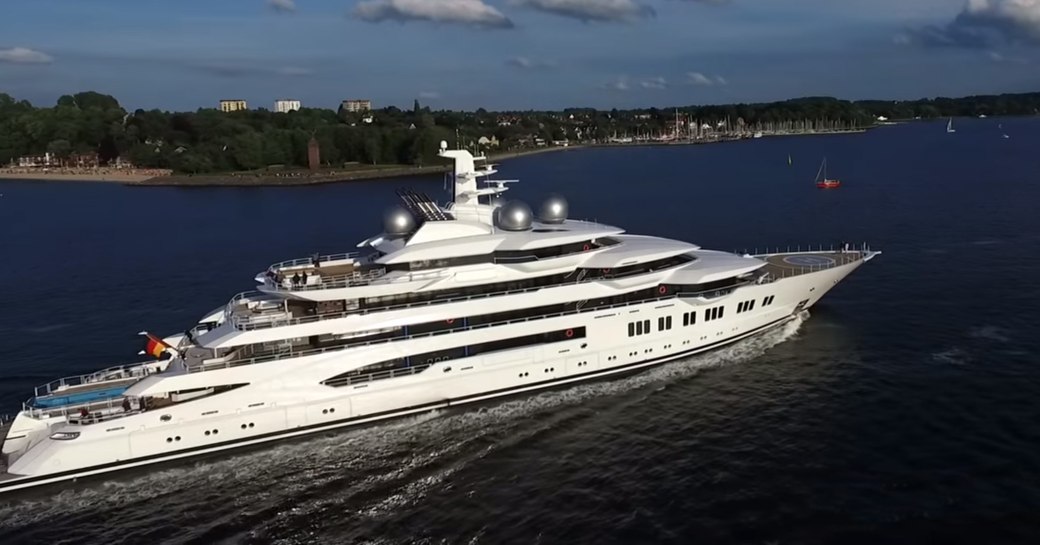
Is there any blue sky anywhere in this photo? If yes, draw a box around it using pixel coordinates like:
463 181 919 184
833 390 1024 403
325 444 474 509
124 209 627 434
2 0 1039 111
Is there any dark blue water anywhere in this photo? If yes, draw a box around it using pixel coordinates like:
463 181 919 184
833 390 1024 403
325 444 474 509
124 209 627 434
2 118 1040 544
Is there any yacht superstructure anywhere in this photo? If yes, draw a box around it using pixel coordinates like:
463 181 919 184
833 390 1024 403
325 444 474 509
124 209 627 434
0 141 879 493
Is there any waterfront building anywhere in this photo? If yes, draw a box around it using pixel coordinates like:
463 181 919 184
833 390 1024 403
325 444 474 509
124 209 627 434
275 99 301 113
219 100 248 113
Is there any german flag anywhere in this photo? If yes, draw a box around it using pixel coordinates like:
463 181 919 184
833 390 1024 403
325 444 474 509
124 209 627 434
139 331 172 359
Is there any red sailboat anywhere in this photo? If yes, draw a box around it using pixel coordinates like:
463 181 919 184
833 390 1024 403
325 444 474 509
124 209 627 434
815 158 841 189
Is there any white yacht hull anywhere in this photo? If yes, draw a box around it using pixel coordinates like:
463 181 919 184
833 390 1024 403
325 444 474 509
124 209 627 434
0 255 865 494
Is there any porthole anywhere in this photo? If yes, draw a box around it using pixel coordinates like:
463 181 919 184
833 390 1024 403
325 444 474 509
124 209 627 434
329 408 335 413
166 437 172 443
160 414 172 422
175 436 181 441
213 429 219 435
205 430 211 436
248 423 255 428
241 424 247 429
322 409 328 414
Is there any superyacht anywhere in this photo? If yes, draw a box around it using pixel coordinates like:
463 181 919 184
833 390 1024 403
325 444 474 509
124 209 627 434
0 142 879 493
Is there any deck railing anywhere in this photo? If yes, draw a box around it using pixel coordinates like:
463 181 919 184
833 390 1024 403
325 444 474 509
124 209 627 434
22 395 144 425
32 362 158 400
268 251 360 272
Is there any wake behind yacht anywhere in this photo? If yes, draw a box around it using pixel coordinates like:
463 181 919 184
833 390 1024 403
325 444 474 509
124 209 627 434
0 142 879 493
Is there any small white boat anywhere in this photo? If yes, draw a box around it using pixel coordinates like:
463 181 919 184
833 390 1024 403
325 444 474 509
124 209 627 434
946 118 956 134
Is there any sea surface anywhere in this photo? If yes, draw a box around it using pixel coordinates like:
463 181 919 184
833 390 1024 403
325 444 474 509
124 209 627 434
2 118 1040 544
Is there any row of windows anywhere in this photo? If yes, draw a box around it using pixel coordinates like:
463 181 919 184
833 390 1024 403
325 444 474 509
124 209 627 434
705 306 725 321
350 253 695 315
629 292 779 336
385 237 623 272
628 319 652 337
681 311 697 326
658 316 673 331
321 327 587 387
736 300 756 313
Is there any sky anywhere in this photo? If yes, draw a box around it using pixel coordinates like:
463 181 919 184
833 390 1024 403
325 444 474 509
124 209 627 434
2 0 1040 111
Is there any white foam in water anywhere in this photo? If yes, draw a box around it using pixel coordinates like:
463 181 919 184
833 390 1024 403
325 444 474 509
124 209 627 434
0 314 805 532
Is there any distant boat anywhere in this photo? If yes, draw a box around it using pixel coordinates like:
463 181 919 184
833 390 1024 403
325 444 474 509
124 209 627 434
946 118 956 133
978 114 988 119
814 158 841 189
787 154 792 167
753 131 763 139
1002 134 1010 139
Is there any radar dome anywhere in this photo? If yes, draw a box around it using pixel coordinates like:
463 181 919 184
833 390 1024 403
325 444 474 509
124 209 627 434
495 200 533 231
538 194 568 224
383 206 417 236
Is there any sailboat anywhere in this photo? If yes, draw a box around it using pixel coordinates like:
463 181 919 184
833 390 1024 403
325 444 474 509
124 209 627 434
815 158 841 189
946 118 956 133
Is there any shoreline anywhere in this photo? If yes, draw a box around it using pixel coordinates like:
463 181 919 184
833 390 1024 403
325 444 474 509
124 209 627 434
0 171 158 183
0 146 583 187
0 130 869 187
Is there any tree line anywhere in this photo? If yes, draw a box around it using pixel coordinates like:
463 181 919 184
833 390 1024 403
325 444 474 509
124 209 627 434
1 91 1038 174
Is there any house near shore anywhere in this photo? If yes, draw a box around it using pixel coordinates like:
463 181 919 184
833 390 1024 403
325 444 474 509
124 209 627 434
16 153 59 168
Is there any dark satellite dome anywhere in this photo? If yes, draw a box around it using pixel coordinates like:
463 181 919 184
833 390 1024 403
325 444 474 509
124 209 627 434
538 195 568 224
495 200 533 231
383 206 417 236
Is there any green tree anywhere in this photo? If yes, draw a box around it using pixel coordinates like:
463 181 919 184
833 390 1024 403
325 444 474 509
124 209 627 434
46 139 73 161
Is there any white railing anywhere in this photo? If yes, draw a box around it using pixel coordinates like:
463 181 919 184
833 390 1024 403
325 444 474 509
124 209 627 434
268 251 359 272
263 266 456 293
224 290 283 324
741 241 873 257
33 363 158 399
22 395 144 425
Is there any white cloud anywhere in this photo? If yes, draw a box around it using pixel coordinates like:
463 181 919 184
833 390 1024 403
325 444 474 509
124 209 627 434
910 0 1040 47
268 0 296 12
0 47 54 64
514 0 655 23
640 76 667 89
687 71 723 86
601 76 630 91
505 56 557 69
354 0 514 28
